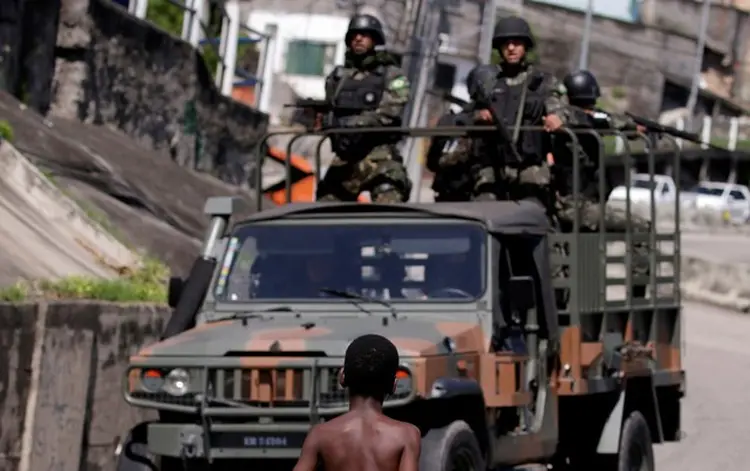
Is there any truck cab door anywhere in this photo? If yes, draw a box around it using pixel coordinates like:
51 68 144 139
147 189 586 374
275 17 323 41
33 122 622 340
728 188 748 223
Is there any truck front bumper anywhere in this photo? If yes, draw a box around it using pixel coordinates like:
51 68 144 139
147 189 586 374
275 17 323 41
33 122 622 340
148 422 310 459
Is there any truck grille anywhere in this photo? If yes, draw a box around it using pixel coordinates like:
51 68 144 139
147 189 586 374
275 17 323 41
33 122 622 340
130 366 410 408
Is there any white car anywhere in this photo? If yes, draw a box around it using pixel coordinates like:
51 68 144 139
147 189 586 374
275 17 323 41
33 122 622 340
682 181 750 224
607 174 678 205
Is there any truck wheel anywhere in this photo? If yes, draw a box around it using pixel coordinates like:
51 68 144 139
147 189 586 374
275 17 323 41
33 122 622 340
617 411 654 471
419 420 485 471
115 425 158 471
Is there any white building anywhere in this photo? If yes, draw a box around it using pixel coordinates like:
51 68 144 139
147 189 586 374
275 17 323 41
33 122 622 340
246 7 480 123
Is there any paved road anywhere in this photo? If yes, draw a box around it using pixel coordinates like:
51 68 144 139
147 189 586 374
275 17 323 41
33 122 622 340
655 301 750 470
682 232 750 263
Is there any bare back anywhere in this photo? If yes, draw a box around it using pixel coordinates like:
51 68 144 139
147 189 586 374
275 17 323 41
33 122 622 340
293 409 421 471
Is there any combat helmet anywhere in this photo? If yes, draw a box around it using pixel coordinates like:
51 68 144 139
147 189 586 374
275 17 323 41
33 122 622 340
563 70 601 106
492 16 535 49
346 14 386 46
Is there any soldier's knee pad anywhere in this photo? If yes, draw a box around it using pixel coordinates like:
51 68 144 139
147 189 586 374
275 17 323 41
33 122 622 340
372 183 407 203
473 192 497 202
370 166 411 200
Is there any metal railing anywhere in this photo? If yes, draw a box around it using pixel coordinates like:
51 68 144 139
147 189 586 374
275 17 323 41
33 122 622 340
252 125 682 315
125 0 274 109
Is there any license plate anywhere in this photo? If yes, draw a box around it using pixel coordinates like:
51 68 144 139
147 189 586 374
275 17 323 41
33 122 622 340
212 432 306 449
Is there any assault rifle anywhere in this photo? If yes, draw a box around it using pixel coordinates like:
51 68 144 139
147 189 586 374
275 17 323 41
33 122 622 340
283 98 371 113
283 98 356 131
427 89 470 108
471 66 524 163
625 112 727 150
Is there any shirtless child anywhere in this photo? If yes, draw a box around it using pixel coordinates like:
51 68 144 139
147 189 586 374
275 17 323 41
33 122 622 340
293 334 422 471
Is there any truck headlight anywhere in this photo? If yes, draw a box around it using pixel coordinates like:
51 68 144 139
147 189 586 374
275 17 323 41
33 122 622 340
163 368 191 396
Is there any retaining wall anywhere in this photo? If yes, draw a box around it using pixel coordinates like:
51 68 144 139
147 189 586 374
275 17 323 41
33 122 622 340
52 0 269 187
0 302 169 471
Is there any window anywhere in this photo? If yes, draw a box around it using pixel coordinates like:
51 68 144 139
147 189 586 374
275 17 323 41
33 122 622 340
284 40 335 76
730 190 746 200
214 222 486 302
631 179 657 190
695 185 725 197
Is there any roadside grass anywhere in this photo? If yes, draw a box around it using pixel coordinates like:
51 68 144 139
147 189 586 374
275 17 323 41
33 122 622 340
0 258 169 303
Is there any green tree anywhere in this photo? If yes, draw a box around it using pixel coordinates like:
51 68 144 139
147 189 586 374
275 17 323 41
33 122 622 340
146 0 183 36
145 0 258 79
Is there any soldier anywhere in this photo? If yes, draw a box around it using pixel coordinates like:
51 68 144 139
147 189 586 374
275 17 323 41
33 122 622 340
470 16 569 203
316 14 412 203
426 68 481 202
552 69 650 297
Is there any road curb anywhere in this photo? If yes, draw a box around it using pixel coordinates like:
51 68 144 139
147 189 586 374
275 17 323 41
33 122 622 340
681 256 750 313
681 287 750 313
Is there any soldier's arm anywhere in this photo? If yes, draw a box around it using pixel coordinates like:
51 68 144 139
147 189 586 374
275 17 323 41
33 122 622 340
595 111 643 140
541 73 571 124
357 66 410 127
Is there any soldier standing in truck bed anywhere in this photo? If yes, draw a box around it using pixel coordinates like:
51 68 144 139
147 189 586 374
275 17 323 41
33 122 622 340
551 69 650 297
315 14 412 203
426 68 483 202
470 16 570 204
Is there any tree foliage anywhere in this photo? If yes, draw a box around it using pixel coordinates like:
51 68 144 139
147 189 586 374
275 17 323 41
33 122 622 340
145 0 258 80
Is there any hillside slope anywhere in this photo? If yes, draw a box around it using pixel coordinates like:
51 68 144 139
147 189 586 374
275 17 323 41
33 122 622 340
0 140 138 285
0 92 270 279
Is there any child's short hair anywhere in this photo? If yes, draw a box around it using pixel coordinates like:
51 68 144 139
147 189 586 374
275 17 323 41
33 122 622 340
343 334 399 398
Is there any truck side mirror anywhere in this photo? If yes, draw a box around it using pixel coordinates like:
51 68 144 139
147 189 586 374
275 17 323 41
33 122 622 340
167 277 184 308
508 275 536 312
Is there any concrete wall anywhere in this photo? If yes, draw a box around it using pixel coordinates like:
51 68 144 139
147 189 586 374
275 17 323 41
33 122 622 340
0 0 60 115
0 302 169 471
52 0 269 187
640 0 750 102
520 2 695 116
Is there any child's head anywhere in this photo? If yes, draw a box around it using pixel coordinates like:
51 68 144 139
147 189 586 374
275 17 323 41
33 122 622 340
342 334 399 400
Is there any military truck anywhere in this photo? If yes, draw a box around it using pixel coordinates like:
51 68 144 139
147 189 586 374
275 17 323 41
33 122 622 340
117 126 684 471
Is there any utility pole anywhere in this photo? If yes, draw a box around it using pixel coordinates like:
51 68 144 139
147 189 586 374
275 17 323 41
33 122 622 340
578 0 594 69
402 0 443 201
685 0 712 130
478 0 498 64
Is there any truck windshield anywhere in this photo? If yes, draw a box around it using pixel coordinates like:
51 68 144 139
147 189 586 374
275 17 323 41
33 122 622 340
631 178 658 190
213 221 486 302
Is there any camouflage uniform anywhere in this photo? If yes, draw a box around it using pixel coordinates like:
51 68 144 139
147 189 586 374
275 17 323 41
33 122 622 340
553 107 651 297
316 55 412 203
427 110 475 201
467 17 569 205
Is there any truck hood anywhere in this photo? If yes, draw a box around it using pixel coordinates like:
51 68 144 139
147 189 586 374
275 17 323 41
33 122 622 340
136 314 486 358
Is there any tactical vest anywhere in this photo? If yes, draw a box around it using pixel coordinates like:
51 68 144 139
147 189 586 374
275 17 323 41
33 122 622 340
487 71 547 166
553 108 600 198
325 65 391 158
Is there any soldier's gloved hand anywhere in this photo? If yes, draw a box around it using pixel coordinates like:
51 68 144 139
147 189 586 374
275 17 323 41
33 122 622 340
355 115 378 127
474 109 493 122
543 114 563 132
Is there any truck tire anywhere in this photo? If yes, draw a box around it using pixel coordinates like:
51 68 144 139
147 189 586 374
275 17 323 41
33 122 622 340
617 411 654 471
419 420 485 471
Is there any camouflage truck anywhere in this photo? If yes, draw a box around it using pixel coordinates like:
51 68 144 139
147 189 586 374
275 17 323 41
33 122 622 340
116 126 685 471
